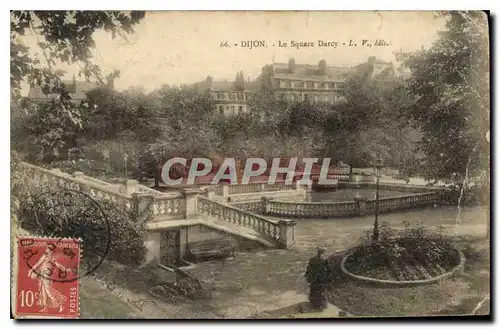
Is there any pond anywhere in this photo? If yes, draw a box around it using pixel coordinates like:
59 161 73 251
306 189 415 203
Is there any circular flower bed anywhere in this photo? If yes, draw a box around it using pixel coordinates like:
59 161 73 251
340 226 465 286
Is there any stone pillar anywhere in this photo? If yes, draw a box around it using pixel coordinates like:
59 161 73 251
73 171 84 179
206 188 215 200
278 219 296 249
124 180 139 195
295 179 307 198
73 171 90 193
294 179 302 190
143 231 161 265
222 184 229 198
132 193 154 223
354 197 368 216
261 197 273 214
183 188 200 219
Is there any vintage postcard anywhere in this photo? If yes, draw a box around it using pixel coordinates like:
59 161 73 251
10 11 490 319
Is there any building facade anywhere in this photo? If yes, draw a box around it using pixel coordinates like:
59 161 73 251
193 77 254 116
210 86 252 116
193 57 399 117
269 59 352 104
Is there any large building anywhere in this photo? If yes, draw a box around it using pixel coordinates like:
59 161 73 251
193 76 257 116
269 59 352 104
192 56 401 116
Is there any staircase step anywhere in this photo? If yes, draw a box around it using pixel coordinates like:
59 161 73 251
201 217 276 248
147 215 277 248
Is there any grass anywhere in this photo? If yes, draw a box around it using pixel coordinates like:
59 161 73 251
79 277 140 319
327 236 490 317
76 235 490 319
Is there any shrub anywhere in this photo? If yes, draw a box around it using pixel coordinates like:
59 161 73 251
17 184 147 266
346 222 460 280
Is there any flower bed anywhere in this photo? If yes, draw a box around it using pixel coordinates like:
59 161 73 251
340 225 465 286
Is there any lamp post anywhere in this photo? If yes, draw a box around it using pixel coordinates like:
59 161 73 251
373 155 383 242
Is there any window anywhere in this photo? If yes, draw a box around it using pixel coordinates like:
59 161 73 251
229 93 236 100
219 105 224 114
304 94 309 101
306 81 313 89
237 92 244 100
239 106 243 113
231 105 236 114
217 92 225 100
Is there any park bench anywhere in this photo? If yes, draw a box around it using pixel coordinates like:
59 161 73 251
186 238 235 262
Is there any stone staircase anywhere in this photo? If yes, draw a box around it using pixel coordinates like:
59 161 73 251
148 215 276 248
19 162 296 250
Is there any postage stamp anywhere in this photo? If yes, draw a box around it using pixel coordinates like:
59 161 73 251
13 236 81 319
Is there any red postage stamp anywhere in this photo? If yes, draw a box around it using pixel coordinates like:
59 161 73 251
13 236 81 319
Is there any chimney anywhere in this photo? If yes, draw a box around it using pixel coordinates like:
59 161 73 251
205 76 213 90
288 58 296 73
318 59 326 75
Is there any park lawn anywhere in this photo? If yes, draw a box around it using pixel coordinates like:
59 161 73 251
327 236 490 317
79 276 140 319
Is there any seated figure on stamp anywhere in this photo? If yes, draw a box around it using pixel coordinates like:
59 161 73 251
27 243 72 313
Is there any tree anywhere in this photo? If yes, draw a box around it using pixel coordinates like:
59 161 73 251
11 11 145 163
234 70 245 91
24 92 86 162
11 11 145 100
325 64 418 168
260 64 274 93
399 11 489 183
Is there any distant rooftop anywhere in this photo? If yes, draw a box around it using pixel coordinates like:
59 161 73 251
28 79 100 100
272 62 353 82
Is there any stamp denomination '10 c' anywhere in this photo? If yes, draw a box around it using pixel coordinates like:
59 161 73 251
14 236 81 319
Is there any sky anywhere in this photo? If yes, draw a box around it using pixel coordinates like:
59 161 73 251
18 11 447 94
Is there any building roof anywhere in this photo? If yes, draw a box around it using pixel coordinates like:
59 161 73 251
272 63 353 82
210 81 236 91
191 78 254 93
28 79 99 100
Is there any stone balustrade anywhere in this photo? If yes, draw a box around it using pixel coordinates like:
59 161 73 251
231 201 262 213
21 162 295 248
310 173 351 182
259 192 440 219
367 192 439 213
228 183 264 195
21 162 189 220
22 162 135 210
197 196 295 248
351 174 376 183
263 197 358 218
